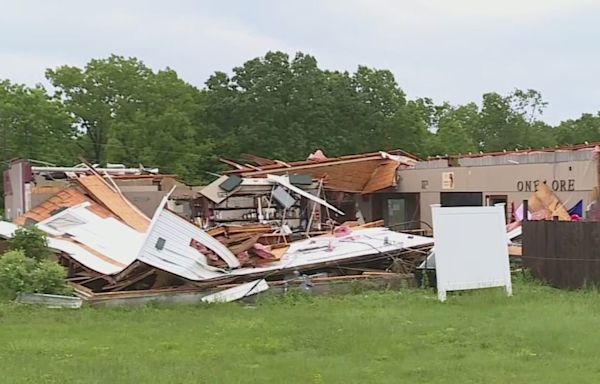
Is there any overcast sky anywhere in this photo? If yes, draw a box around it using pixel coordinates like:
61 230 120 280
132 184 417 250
2 0 600 124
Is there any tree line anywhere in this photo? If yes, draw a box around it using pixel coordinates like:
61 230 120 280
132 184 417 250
1 51 599 183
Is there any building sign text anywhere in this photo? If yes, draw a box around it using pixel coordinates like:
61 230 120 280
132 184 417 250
516 179 575 192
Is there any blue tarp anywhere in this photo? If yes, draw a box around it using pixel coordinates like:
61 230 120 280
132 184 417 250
568 200 583 217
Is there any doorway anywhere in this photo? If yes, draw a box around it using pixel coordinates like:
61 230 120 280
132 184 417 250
373 193 420 229
440 192 483 207
486 194 508 221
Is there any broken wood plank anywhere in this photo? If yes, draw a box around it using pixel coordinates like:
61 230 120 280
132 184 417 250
228 235 261 255
219 158 247 170
103 269 156 291
508 245 522 257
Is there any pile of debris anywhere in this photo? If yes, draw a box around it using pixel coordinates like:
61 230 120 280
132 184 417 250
198 150 418 230
506 182 586 258
0 167 433 306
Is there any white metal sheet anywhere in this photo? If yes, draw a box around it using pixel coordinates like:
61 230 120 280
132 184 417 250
16 292 83 309
507 225 522 242
0 219 130 275
266 174 344 215
229 228 433 277
0 221 18 239
199 176 239 204
201 279 269 303
37 203 144 271
135 197 238 281
432 205 512 302
47 237 127 275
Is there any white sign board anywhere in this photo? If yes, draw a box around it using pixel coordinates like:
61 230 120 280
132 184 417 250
441 172 455 189
431 205 512 302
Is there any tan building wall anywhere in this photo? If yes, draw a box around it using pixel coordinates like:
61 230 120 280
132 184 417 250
397 160 598 225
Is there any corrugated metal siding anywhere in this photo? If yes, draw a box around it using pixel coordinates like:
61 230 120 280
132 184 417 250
414 160 449 169
137 209 230 281
458 149 594 167
414 149 595 169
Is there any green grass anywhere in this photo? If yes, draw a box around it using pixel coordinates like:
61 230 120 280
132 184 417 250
2 281 600 383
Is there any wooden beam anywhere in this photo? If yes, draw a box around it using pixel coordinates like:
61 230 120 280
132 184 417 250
103 269 157 292
219 158 247 170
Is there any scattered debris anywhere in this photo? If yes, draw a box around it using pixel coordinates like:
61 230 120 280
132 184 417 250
0 168 434 305
201 279 269 303
16 293 83 309
528 183 571 221
222 150 417 194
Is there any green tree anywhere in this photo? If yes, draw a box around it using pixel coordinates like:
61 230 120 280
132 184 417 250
384 98 434 156
0 80 75 164
9 227 53 262
555 113 600 145
46 55 214 183
430 103 479 155
202 51 430 161
46 55 156 164
474 89 551 152
0 250 70 299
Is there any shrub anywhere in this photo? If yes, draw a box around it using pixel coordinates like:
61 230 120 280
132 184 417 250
9 227 53 261
0 250 71 299
28 260 71 296
0 250 36 298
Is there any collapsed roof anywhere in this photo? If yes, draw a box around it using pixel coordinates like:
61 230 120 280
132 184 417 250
220 150 418 194
0 170 433 292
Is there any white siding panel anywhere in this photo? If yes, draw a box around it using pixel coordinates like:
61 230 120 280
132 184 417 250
0 221 18 239
137 209 229 280
229 228 434 276
37 204 143 270
1 219 127 275
47 238 125 275
201 279 269 303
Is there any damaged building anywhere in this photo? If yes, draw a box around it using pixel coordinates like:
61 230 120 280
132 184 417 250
0 164 433 305
213 144 600 231
2 142 598 305
3 159 199 221
200 150 419 231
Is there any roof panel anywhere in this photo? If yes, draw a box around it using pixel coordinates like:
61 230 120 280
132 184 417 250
362 160 400 194
76 175 150 232
14 188 103 226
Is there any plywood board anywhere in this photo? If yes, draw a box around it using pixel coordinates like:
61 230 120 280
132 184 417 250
77 175 150 232
362 160 399 194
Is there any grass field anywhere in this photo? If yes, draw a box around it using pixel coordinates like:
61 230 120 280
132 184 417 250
1 281 600 383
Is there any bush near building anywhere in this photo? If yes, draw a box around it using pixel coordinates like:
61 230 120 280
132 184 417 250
0 228 70 299
8 227 54 262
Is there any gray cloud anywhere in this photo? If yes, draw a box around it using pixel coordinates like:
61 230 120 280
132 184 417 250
1 0 599 124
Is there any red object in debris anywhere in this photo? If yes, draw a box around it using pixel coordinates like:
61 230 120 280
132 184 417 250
189 238 209 253
571 214 582 222
252 243 276 260
205 251 227 268
236 251 252 266
333 225 352 238
307 149 328 162
190 238 228 267
506 220 522 232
